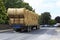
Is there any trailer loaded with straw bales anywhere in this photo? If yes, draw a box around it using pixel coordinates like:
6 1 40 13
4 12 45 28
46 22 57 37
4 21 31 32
7 8 39 32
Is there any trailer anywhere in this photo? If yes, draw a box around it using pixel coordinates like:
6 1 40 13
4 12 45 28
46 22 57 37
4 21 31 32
7 8 39 32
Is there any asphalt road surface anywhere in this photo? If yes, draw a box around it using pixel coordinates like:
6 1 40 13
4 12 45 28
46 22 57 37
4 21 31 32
0 27 60 40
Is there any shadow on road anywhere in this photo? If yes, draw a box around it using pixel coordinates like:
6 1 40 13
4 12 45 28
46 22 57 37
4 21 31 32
46 29 58 35
22 29 48 35
0 29 48 35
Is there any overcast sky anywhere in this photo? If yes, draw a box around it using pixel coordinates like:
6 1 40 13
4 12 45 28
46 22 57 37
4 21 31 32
24 0 60 19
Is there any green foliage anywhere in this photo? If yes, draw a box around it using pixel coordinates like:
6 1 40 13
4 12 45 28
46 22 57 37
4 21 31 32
22 2 33 11
3 0 34 11
0 0 8 24
49 20 56 25
0 19 5 24
3 0 23 9
39 12 51 25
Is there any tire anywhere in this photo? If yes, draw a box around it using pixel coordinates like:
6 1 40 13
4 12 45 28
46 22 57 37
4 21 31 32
14 29 18 32
35 26 38 30
14 28 20 32
36 26 40 30
27 26 31 32
37 26 40 29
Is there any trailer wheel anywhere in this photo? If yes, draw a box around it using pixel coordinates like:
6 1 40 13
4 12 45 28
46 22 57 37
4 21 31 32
14 28 20 32
37 26 40 29
14 29 18 32
27 26 31 32
36 26 40 30
36 26 38 30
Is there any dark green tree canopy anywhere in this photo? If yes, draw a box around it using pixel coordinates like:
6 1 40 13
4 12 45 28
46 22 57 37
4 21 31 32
3 0 34 11
22 2 33 11
55 16 60 23
0 0 8 24
39 12 51 25
49 19 56 25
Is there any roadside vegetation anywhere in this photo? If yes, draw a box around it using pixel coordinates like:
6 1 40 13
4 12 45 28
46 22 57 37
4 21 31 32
39 12 60 26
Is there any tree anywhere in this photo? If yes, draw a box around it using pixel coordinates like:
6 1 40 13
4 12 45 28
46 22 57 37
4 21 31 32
39 12 51 25
3 0 23 9
3 0 34 11
22 2 33 11
55 16 60 23
49 19 56 25
0 0 8 24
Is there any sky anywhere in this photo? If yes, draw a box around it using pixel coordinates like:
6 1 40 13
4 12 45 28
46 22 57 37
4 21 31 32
24 0 60 19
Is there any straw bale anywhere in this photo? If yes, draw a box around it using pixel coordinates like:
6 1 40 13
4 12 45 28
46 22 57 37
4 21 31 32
14 18 20 24
20 18 24 24
9 18 14 24
8 8 39 26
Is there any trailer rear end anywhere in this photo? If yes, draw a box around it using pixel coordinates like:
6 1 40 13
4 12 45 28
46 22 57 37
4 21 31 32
7 8 39 32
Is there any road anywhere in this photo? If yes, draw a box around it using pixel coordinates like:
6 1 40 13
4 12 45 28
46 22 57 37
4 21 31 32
0 27 60 40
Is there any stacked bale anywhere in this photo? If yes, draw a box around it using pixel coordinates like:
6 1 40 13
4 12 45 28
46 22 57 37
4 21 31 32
19 18 24 24
24 10 30 25
30 11 34 25
7 8 26 17
14 18 20 24
7 8 39 26
9 18 14 24
7 8 26 25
